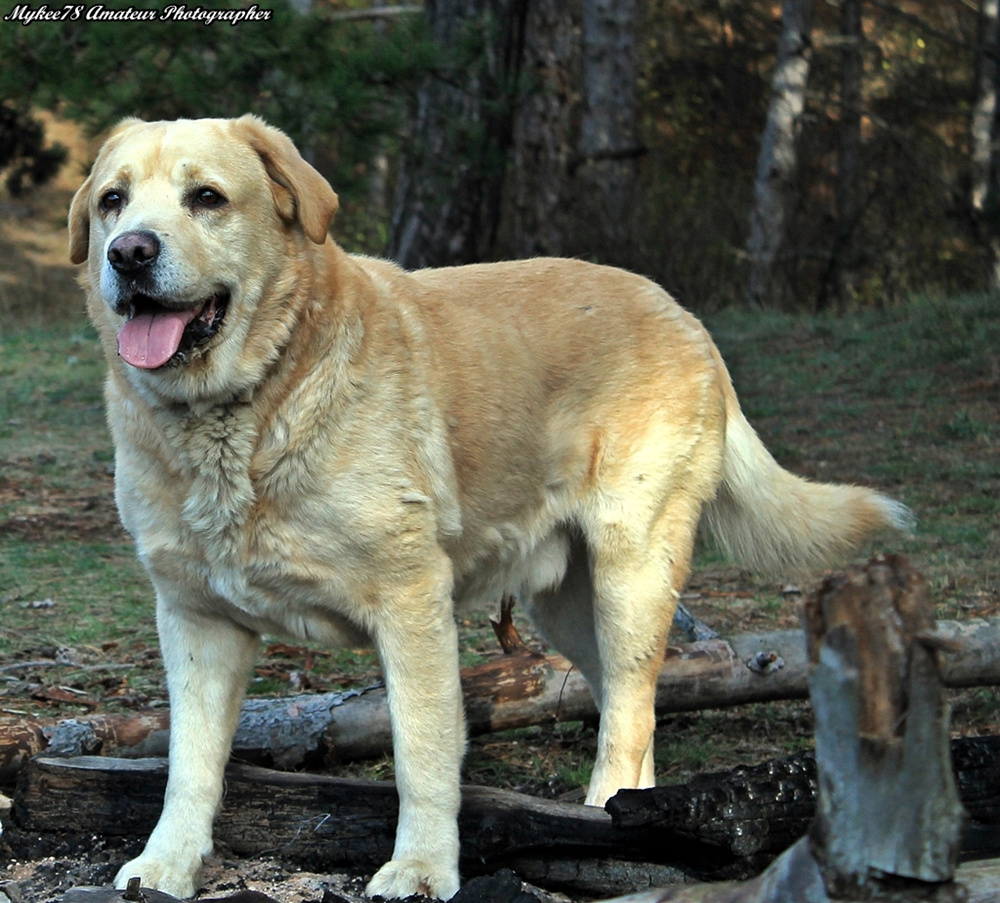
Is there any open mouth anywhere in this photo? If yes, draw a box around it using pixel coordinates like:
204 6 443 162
116 292 229 370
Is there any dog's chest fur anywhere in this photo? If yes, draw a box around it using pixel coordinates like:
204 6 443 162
148 399 347 633
165 400 258 564
138 391 448 644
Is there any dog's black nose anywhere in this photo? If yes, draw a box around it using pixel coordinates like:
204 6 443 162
108 230 160 275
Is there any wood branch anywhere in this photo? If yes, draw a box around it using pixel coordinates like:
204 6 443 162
490 594 530 654
5 618 1000 783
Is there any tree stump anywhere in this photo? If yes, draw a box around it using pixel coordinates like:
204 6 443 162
804 553 965 895
600 555 975 902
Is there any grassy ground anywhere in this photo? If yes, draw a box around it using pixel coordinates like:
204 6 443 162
1 181 999 800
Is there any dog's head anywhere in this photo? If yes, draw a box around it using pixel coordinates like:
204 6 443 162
70 115 339 403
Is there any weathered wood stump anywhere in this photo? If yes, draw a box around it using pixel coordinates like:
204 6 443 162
804 553 965 895
601 554 977 902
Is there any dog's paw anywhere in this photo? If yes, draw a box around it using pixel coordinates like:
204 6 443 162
365 858 460 901
114 855 200 899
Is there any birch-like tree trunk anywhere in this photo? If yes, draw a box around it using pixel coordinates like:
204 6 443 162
746 0 816 308
971 0 1000 289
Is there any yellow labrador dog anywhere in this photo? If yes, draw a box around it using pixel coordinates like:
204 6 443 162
70 115 910 900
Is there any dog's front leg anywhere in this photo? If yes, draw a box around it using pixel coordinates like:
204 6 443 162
115 594 259 898
365 574 465 901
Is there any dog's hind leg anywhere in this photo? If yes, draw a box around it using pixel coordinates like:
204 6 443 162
580 496 702 807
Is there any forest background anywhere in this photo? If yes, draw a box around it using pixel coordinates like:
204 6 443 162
3 0 1000 313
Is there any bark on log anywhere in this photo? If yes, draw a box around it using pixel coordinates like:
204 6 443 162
5 618 1000 784
14 755 665 892
609 735 1000 865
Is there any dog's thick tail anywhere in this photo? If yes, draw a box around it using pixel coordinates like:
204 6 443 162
701 354 913 577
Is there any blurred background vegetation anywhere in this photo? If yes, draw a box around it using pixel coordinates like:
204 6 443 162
0 0 997 312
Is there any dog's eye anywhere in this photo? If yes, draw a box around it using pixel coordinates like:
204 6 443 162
194 188 226 208
99 191 124 212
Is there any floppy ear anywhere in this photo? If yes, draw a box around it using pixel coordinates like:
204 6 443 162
234 114 339 244
68 172 93 264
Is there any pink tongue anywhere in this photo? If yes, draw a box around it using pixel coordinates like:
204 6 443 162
117 308 199 369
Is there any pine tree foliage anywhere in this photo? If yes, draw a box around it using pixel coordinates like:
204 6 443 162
0 0 435 209
0 0 995 309
0 104 67 196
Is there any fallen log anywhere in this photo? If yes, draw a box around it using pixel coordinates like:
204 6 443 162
2 627 807 782
15 727 1000 898
13 754 668 897
5 617 1000 783
608 735 1000 866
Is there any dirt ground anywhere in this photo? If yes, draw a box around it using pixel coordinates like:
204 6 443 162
0 831 579 903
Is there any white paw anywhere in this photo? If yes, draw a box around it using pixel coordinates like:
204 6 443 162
114 854 200 899
365 858 460 901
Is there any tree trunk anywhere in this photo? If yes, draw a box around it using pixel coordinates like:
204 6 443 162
971 0 1000 289
500 0 580 258
390 0 639 269
573 0 639 255
387 0 528 268
746 0 816 308
818 0 864 313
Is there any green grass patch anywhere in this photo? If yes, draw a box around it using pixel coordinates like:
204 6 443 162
0 539 153 655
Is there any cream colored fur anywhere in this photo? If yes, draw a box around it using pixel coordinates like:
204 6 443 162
69 115 911 901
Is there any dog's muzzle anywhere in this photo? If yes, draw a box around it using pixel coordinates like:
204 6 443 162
108 230 229 370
